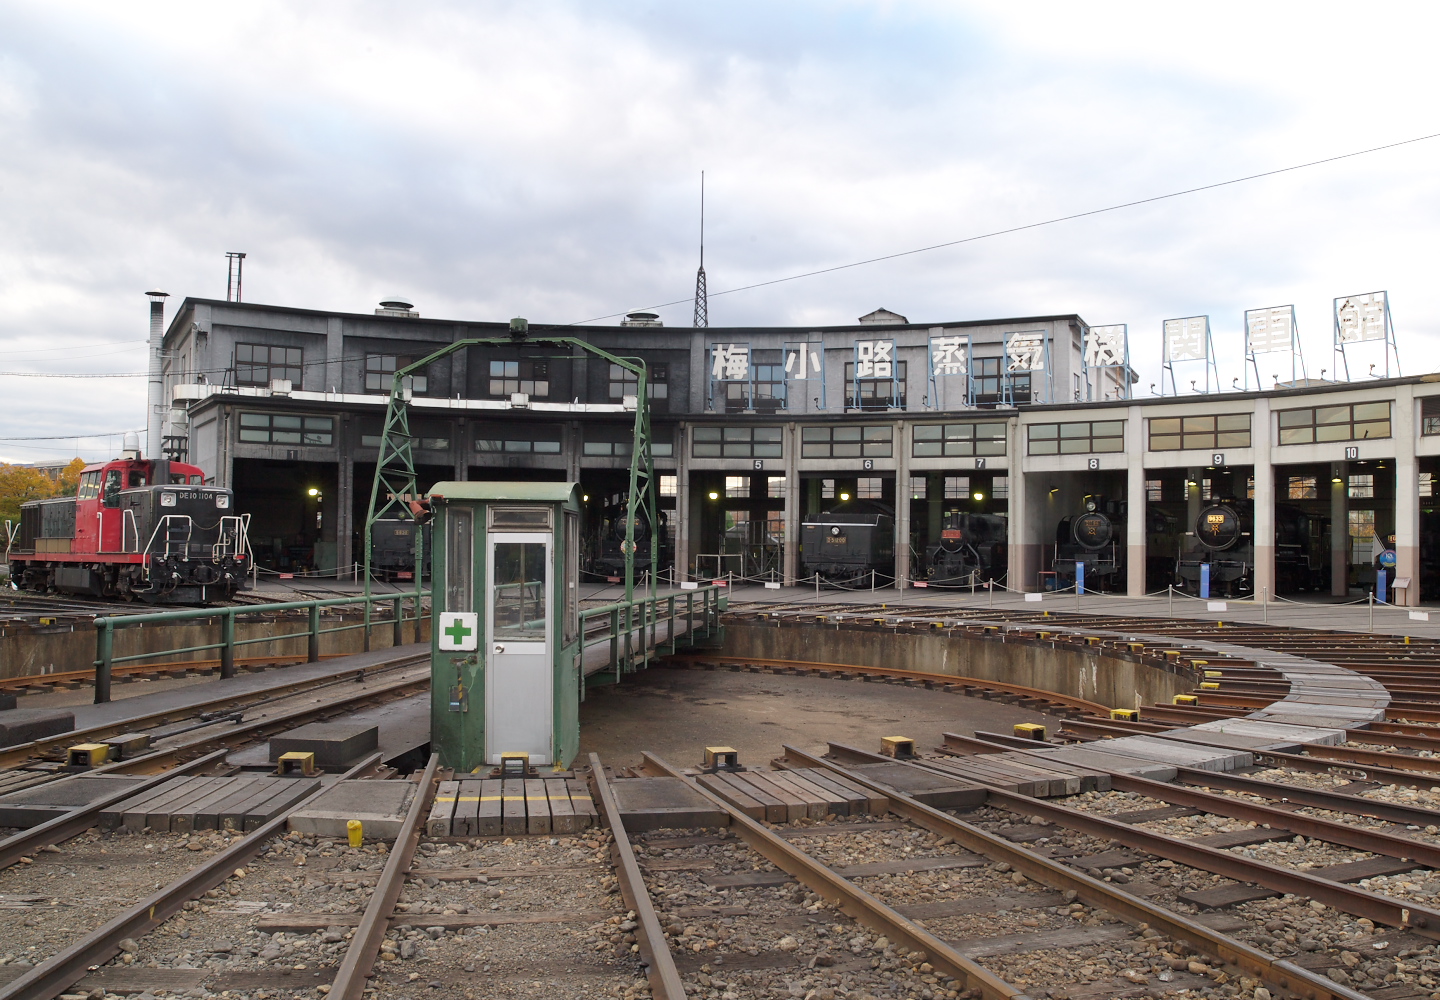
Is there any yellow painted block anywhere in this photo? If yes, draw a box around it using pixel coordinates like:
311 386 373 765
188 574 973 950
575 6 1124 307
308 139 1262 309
880 736 915 759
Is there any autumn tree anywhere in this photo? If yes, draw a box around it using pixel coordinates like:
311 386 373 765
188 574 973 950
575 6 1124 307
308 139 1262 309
56 457 87 496
0 464 58 524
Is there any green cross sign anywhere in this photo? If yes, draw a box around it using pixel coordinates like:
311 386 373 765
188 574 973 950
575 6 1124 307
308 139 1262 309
444 619 472 645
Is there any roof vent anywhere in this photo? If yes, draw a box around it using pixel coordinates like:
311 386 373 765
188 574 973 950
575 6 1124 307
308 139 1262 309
376 296 418 318
621 310 663 327
858 307 908 325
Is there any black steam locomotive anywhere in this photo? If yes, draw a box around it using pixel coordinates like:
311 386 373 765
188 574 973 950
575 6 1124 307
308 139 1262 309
922 511 1007 585
593 503 671 579
1175 500 1328 596
1052 495 1126 591
8 456 250 603
369 520 432 582
800 500 895 586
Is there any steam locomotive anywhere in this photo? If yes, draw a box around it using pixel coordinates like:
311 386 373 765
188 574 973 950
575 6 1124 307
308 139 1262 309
800 500 895 586
6 455 250 603
1175 500 1328 596
369 519 432 581
922 511 1007 585
1052 495 1127 591
593 502 671 580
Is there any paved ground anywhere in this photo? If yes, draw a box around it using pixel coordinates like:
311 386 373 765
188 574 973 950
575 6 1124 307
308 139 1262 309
577 664 1057 772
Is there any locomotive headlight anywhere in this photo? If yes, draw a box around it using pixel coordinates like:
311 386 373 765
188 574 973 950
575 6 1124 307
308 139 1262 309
1085 501 1096 512
160 492 176 507
830 526 841 536
215 495 230 509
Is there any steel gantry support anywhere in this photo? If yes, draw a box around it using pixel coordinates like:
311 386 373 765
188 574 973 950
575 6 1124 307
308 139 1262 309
362 320 659 633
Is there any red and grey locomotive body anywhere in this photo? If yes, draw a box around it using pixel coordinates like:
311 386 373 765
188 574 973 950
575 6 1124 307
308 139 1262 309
6 456 250 603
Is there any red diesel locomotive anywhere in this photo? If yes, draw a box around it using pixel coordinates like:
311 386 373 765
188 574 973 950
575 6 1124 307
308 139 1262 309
6 455 251 603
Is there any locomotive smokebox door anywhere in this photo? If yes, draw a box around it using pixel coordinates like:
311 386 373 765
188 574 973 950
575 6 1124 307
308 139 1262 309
427 482 582 773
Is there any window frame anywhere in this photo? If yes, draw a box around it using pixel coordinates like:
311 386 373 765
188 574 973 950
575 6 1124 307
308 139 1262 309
912 421 1007 458
237 412 334 446
366 354 430 395
1147 413 1251 452
235 343 303 387
800 424 893 459
1026 420 1125 456
691 426 784 459
1276 401 1391 445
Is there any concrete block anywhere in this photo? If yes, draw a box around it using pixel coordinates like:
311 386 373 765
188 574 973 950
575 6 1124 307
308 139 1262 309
0 709 75 747
0 694 18 711
1190 717 1345 747
0 775 146 827
288 780 415 839
269 723 379 769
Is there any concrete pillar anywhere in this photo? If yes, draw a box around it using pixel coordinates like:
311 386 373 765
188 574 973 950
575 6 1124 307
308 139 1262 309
1252 399 1274 602
783 422 799 585
1007 421 1028 591
1331 461 1349 597
454 418 467 482
927 472 943 543
677 423 691 582
894 420 910 589
1186 467 1202 526
1395 393 1419 606
1126 405 1146 597
450 328 468 399
325 316 344 393
336 433 354 580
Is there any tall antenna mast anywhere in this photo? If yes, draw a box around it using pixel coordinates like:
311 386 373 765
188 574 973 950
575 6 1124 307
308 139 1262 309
225 252 246 302
692 172 708 328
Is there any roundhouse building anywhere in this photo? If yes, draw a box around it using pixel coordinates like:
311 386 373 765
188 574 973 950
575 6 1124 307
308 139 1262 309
158 296 1438 604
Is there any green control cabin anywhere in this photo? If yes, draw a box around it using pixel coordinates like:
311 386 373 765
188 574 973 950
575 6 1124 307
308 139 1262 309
427 482 582 772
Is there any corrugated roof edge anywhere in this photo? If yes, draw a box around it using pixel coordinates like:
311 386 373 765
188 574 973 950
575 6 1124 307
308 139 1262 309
426 482 578 502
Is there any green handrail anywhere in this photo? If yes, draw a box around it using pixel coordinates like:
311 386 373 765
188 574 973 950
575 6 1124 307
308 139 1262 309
92 590 429 704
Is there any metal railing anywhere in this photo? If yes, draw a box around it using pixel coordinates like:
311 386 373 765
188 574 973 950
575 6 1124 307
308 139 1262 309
92 590 429 703
580 584 725 686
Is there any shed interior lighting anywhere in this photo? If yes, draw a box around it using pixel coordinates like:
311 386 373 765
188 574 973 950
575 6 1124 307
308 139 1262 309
1332 476 1344 484
708 491 719 500
972 492 985 501
582 495 589 502
839 492 851 501
307 487 319 497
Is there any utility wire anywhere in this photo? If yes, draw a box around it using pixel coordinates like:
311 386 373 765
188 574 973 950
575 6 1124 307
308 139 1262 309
5 128 1439 376
567 129 1440 325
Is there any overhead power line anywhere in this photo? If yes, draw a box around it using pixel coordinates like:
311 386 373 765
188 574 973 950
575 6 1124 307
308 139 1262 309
567 129 1440 325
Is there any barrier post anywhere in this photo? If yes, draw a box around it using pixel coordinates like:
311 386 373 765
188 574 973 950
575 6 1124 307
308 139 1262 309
94 620 113 705
1168 585 1173 616
988 578 993 609
393 597 403 647
1369 590 1374 632
220 609 236 679
308 603 321 663
1261 587 1268 624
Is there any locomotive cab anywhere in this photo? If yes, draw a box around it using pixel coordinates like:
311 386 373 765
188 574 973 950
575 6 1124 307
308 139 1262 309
800 499 895 586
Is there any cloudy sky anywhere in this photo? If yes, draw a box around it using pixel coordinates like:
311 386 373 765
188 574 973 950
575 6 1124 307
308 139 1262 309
2 1 1438 463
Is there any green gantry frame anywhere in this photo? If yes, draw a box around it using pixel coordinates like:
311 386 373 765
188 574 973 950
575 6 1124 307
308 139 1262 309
362 319 658 623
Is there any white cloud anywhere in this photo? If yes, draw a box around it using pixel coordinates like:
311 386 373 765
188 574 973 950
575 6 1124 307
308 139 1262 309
0 1 1437 460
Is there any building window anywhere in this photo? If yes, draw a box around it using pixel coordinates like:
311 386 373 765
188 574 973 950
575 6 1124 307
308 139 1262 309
1349 508 1377 563
822 479 835 499
1287 475 1317 500
767 476 787 499
658 475 678 497
238 413 333 446
1348 474 1375 499
1277 402 1391 445
475 428 562 454
1148 414 1251 451
692 426 783 459
844 361 907 411
235 344 302 387
912 422 1007 458
1146 479 1163 502
857 477 883 499
608 363 667 404
1421 472 1434 498
992 476 1009 499
944 476 970 499
490 361 548 398
752 351 785 412
366 354 429 394
1423 398 1440 435
972 357 1030 406
800 425 892 459
908 476 926 499
1027 420 1125 456
724 476 750 498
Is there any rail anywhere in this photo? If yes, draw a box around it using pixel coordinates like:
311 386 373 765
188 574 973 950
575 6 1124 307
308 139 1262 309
578 584 725 684
92 589 430 703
